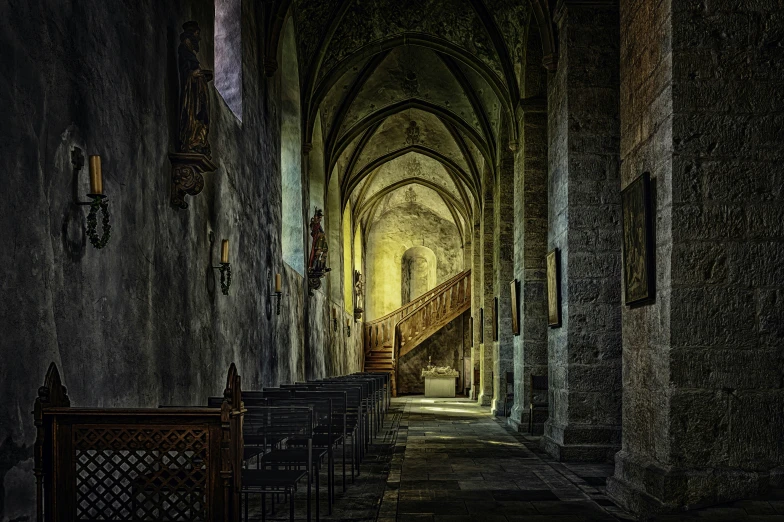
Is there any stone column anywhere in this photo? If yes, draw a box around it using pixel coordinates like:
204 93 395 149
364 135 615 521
542 0 623 461
608 0 784 514
510 100 549 432
478 164 495 407
492 141 516 415
471 216 482 397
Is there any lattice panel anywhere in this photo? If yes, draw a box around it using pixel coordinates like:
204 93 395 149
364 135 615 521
73 426 209 521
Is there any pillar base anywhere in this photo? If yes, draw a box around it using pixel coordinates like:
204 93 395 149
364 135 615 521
542 421 620 462
607 450 784 517
477 391 493 408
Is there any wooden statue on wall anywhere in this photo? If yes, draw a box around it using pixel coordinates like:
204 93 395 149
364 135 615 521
307 208 331 295
354 270 365 320
169 21 217 209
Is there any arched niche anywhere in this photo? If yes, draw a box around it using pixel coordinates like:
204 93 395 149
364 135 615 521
342 205 353 312
326 171 342 302
214 0 242 120
280 15 304 274
309 112 325 213
402 245 437 304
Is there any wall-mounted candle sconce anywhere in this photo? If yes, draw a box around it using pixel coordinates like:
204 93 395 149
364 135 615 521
212 239 232 295
269 271 283 315
72 148 111 249
345 318 351 338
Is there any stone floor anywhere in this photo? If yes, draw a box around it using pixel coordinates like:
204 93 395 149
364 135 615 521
254 396 784 521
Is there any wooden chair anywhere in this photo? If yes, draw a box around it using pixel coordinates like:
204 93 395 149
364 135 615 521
34 362 245 522
240 406 313 522
529 374 549 435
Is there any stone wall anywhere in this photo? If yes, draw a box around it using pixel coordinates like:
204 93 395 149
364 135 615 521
0 1 359 519
608 0 784 514
543 1 622 461
492 132 516 415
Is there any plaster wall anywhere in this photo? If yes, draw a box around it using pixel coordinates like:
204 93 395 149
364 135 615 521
365 202 463 320
396 312 470 395
0 2 360 519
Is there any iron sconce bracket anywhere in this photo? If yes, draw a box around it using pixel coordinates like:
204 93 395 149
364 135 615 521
71 147 111 250
213 262 232 296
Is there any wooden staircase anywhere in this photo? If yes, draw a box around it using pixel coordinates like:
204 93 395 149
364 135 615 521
363 270 471 396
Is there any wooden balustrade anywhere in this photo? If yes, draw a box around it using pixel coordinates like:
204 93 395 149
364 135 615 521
362 270 471 396
395 271 471 359
363 270 471 353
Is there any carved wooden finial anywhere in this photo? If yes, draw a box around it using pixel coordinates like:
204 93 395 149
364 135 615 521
40 362 70 408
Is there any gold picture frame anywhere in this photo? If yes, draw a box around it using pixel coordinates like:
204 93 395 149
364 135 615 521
510 279 520 336
547 249 561 327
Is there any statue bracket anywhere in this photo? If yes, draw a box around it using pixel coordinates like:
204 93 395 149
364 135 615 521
307 267 330 297
168 152 217 209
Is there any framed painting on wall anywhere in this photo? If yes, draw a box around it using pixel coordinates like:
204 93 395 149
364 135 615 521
479 308 484 343
621 172 655 306
510 279 520 336
547 249 561 328
493 297 499 341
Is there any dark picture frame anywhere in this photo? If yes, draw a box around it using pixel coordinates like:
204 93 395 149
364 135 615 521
547 249 561 328
479 308 484 343
493 297 499 341
510 279 520 336
621 172 655 306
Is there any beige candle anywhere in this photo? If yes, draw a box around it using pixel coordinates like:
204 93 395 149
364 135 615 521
88 155 103 195
275 273 282 293
221 239 229 264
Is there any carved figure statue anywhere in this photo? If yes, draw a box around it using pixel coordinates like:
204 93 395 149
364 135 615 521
354 270 365 312
308 209 330 274
178 21 213 157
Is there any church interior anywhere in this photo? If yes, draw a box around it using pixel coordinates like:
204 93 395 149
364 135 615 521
1 0 783 520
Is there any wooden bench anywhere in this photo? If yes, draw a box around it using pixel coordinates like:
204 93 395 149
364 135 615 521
33 362 245 522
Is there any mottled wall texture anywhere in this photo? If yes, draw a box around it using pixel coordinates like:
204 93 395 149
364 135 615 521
397 312 471 395
608 0 784 514
0 2 359 520
365 202 463 320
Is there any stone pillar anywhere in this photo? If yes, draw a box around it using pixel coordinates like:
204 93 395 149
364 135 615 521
478 164 495 407
510 100 549 432
542 0 622 461
608 0 784 514
492 140 516 415
471 217 482 397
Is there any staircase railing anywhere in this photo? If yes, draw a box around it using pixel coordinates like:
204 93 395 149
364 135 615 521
363 270 471 353
394 270 471 360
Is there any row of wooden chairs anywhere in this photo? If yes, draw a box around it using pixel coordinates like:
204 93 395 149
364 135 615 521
33 362 389 522
237 373 389 521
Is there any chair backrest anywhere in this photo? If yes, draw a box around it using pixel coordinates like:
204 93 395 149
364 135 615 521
529 374 548 405
244 405 313 451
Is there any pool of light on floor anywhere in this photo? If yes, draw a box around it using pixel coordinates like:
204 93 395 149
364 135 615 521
419 406 483 414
